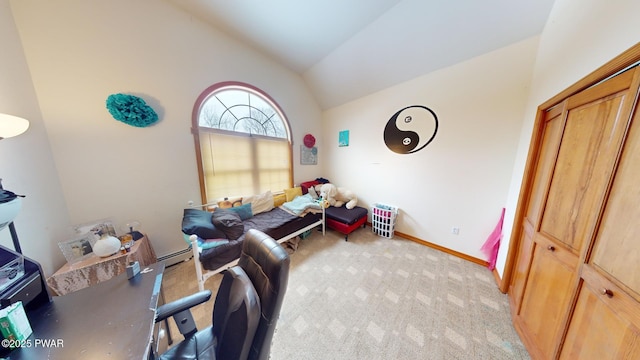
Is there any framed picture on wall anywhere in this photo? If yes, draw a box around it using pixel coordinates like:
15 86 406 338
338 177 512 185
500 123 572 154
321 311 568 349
300 145 318 165
339 130 349 147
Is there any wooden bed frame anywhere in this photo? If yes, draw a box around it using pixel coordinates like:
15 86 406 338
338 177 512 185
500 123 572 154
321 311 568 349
189 205 325 291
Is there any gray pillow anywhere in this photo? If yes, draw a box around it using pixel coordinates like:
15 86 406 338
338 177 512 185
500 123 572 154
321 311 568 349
211 210 244 240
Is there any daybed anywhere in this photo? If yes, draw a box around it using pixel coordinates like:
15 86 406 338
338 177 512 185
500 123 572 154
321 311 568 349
182 189 325 291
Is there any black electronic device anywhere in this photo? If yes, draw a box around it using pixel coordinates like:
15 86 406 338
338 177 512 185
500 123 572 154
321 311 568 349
0 180 51 310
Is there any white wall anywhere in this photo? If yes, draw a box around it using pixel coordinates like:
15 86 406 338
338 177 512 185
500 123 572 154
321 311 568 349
9 0 324 265
0 0 70 276
497 0 640 277
322 37 538 261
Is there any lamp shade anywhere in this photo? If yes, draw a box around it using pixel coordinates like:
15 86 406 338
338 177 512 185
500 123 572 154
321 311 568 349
0 114 30 139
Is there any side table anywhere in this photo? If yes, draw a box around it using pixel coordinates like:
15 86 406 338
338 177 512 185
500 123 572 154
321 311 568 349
46 234 157 296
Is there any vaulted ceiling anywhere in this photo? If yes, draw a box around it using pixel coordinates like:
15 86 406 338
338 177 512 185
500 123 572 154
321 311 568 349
166 0 556 109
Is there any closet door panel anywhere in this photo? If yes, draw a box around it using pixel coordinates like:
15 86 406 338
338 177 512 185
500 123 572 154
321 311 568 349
510 222 534 310
519 234 577 359
525 107 565 224
562 68 640 358
539 86 632 254
560 266 640 359
511 108 565 311
591 103 640 297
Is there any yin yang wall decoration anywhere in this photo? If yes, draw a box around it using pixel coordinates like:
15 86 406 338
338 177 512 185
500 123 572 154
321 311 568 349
384 105 438 154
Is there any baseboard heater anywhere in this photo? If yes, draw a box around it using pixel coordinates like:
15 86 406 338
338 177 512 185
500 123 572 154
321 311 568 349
157 247 193 267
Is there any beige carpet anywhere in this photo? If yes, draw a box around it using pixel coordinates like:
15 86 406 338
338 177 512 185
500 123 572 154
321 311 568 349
162 227 530 360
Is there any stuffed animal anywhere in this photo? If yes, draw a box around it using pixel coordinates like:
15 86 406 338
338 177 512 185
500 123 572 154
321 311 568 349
319 183 358 209
336 187 358 209
318 183 335 202
319 198 330 209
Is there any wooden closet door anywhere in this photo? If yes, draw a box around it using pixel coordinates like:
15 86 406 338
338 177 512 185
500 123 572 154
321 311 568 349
559 67 640 359
512 68 640 359
509 105 565 310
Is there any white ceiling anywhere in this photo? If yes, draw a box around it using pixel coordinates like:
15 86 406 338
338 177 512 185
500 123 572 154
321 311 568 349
166 0 556 109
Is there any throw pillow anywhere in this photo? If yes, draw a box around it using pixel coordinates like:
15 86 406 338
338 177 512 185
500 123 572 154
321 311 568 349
284 187 302 202
243 191 274 215
182 208 227 239
211 210 244 240
273 193 287 207
227 203 253 220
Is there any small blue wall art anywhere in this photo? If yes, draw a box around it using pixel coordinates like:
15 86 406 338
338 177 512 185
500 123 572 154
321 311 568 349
339 130 349 147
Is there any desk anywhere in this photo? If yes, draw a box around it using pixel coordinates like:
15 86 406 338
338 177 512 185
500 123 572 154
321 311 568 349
3 262 165 360
47 234 157 296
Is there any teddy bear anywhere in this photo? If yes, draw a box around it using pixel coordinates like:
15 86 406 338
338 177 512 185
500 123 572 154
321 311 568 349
318 183 358 209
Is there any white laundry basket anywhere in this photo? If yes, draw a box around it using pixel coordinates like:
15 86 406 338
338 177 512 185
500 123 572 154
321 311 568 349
371 203 398 238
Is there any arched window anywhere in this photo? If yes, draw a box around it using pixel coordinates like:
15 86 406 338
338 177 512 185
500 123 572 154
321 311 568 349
192 82 293 203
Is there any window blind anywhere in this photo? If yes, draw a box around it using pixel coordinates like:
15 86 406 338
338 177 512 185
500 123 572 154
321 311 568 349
200 131 290 201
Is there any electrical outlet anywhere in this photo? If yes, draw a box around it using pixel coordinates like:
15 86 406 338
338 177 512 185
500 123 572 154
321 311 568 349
451 227 460 235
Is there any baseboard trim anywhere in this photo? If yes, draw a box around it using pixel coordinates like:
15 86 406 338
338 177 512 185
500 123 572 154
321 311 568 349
491 268 504 292
389 229 489 267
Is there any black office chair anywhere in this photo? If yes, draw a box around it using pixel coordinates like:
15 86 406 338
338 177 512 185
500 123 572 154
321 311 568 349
238 229 290 360
154 229 290 360
155 265 260 360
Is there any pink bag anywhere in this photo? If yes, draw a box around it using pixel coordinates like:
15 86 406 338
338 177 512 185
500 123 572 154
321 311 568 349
481 208 505 270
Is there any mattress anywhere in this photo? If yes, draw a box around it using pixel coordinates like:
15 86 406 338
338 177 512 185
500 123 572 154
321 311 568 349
199 208 322 270
324 206 368 225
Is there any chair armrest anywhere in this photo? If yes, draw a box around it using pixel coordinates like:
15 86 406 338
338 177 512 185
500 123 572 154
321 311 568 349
155 290 212 323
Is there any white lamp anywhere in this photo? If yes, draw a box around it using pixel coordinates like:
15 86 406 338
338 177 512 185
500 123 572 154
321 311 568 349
0 114 30 140
0 113 30 252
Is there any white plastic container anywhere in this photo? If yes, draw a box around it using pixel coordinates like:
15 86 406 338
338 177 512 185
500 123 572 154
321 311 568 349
371 203 398 238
